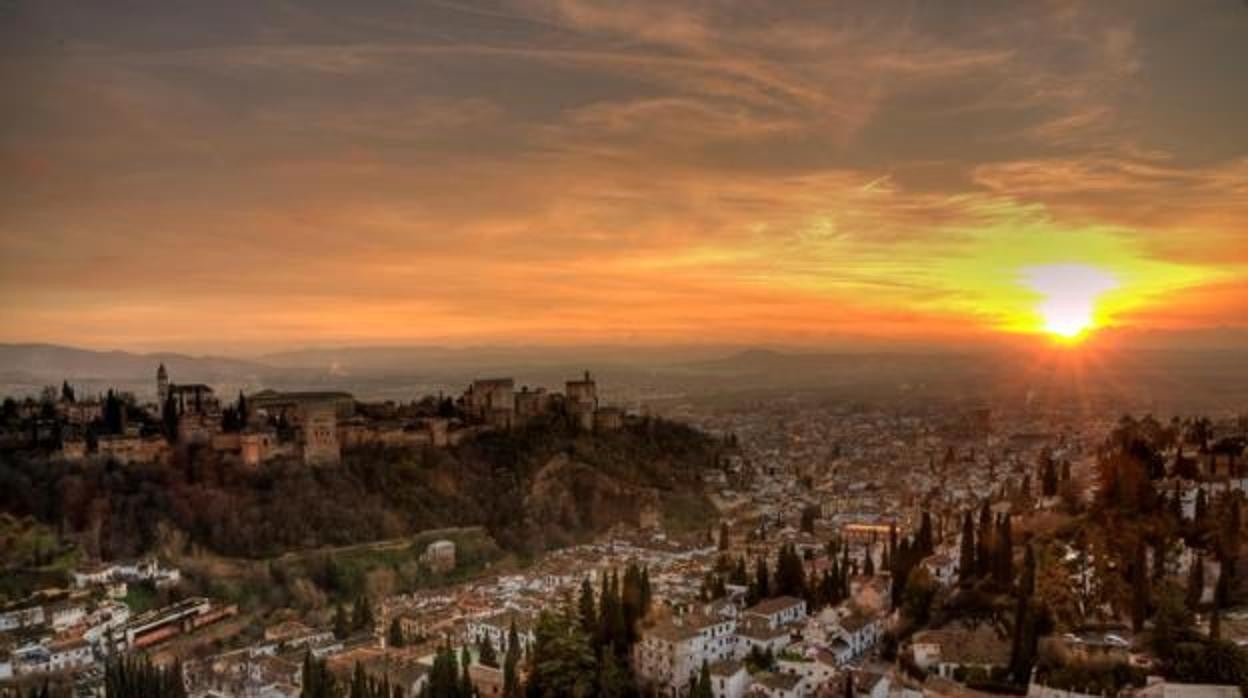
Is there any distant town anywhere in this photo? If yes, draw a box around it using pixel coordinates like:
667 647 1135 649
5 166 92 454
2 365 1248 698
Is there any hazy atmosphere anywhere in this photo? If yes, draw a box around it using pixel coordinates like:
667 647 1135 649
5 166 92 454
3 0 1247 352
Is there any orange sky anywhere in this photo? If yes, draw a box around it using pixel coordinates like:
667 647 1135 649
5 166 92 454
1 1 1246 353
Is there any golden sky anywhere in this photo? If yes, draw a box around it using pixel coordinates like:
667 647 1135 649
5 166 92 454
1 0 1246 353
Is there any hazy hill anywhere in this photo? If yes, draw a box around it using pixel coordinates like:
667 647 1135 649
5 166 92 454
0 343 280 400
3 340 1246 411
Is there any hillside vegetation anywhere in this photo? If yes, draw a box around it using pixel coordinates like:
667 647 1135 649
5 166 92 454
0 415 723 562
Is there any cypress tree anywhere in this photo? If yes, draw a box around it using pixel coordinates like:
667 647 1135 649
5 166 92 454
692 661 713 698
958 511 976 587
334 602 350 640
755 557 771 600
917 512 933 556
976 501 993 578
388 618 405 648
479 635 498 668
578 577 596 636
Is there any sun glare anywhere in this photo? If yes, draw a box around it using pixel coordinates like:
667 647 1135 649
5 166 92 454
1022 264 1118 343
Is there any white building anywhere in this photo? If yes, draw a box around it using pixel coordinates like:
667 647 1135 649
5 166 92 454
708 660 750 698
633 613 737 697
48 638 93 672
48 601 87 632
0 605 44 632
742 597 806 631
921 551 959 587
465 610 535 654
753 671 805 698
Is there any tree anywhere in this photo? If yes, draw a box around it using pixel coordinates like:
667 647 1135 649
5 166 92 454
901 567 938 626
478 635 498 668
1008 545 1038 686
106 654 187 698
388 618 405 648
801 506 818 534
774 544 807 598
459 645 473 698
61 380 75 403
237 390 249 426
917 511 934 556
528 602 597 698
353 595 374 633
334 603 350 640
1151 583 1195 662
718 521 730 551
162 393 179 443
1041 453 1059 497
958 511 976 587
578 577 596 636
976 501 993 578
596 651 630 698
752 556 771 602
503 622 522 698
692 662 713 698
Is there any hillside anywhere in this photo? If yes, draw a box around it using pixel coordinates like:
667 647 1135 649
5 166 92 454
0 415 723 562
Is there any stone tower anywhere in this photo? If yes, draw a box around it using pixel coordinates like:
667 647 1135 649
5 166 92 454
157 363 169 404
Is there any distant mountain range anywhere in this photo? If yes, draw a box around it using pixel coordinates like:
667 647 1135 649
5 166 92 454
1 336 1246 411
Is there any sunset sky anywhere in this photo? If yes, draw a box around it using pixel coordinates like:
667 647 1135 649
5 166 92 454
2 1 1246 353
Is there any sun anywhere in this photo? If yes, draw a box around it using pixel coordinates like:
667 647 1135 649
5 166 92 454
1022 264 1118 343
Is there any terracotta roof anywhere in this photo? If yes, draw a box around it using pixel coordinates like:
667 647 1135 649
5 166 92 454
746 596 804 616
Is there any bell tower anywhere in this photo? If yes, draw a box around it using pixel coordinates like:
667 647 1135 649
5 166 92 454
157 363 169 404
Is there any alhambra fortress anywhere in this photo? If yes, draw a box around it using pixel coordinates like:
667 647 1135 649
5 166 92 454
18 366 624 467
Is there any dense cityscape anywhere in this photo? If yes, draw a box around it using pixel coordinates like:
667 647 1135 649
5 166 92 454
2 360 1247 697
